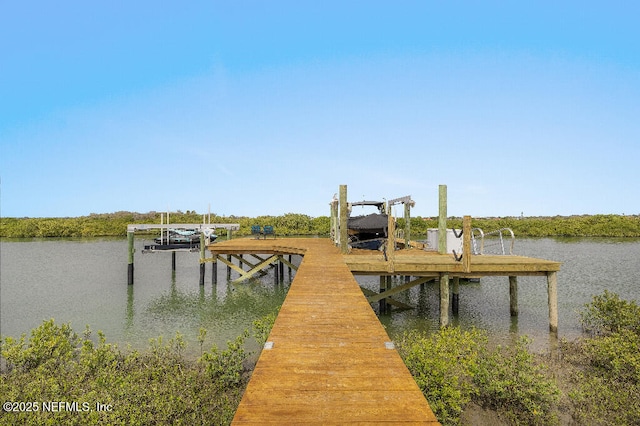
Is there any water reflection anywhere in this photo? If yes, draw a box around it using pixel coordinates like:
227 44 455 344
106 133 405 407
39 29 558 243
126 284 134 332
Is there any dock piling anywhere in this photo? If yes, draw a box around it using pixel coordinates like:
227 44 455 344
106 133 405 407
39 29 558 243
199 233 206 285
439 273 450 327
547 271 558 332
438 185 449 327
339 184 348 254
509 276 518 316
452 277 460 315
404 202 411 247
127 231 135 285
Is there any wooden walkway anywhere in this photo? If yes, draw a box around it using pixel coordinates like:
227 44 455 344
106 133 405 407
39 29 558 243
210 238 440 424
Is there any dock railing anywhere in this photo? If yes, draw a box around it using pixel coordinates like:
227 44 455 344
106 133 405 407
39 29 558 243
471 227 515 255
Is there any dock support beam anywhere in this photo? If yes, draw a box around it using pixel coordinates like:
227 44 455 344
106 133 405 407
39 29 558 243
547 271 558 332
199 233 206 286
387 202 395 257
439 273 449 327
509 276 518 316
404 203 411 247
452 277 460 315
339 185 348 254
438 185 449 327
379 276 390 314
462 215 471 272
212 257 217 285
438 185 447 254
330 194 339 245
279 257 284 283
127 231 134 285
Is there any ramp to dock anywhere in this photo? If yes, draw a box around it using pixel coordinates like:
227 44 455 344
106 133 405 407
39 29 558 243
225 239 439 424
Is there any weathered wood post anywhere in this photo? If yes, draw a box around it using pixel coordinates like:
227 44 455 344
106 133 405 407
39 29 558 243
387 201 395 258
199 233 206 285
547 271 558 332
339 185 349 254
462 215 471 273
127 231 135 285
330 194 339 245
438 185 449 327
452 215 472 314
452 277 460 315
279 256 284 282
212 256 217 285
126 284 134 327
226 255 232 281
509 276 518 316
379 276 388 314
438 185 447 253
404 202 411 247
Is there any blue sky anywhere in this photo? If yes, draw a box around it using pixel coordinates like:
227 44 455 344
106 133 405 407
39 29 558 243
1 1 639 219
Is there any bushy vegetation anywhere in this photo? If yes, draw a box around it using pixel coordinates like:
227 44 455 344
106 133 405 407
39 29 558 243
473 336 560 425
562 291 640 425
411 214 640 238
396 328 559 425
0 316 276 425
2 211 639 238
0 212 330 238
397 291 640 425
398 327 485 424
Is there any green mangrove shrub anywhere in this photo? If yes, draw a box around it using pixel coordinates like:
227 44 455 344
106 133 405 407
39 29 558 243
1 319 250 425
566 291 640 424
473 336 560 425
3 211 640 238
396 327 485 425
396 327 559 426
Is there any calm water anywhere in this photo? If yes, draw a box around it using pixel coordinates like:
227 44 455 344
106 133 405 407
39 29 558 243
1 237 639 353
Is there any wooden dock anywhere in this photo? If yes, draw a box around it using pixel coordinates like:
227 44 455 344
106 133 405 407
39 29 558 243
208 234 562 423
209 238 440 424
200 184 563 423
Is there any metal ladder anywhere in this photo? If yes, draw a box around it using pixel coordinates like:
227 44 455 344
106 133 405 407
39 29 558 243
471 227 515 255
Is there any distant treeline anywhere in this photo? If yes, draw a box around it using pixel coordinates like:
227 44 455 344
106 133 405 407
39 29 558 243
1 211 640 238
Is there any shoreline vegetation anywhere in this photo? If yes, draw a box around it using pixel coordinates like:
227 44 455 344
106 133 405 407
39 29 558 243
1 211 640 238
2 292 639 425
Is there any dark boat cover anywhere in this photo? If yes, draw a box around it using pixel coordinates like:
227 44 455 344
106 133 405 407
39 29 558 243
348 213 388 231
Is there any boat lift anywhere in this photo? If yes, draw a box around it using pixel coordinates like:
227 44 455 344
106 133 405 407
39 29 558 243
126 222 240 285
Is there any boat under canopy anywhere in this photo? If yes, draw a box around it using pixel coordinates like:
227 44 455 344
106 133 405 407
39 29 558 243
347 201 388 250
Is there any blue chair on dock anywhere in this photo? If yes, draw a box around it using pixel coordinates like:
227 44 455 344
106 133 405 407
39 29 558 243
263 226 276 239
251 225 262 239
